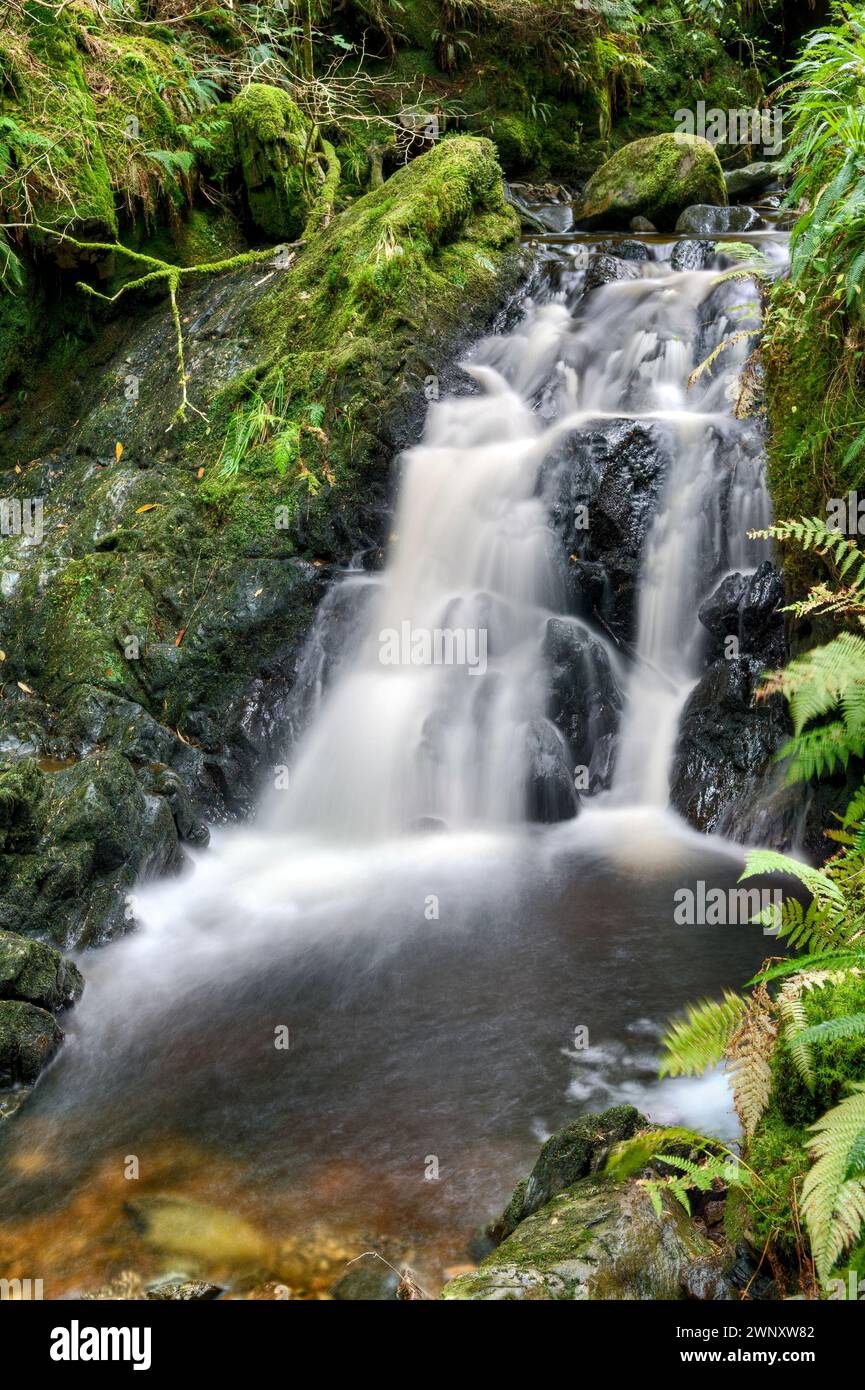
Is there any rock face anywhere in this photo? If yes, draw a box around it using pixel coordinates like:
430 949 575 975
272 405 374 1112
0 138 522 950
577 134 727 231
675 204 764 235
670 562 788 834
550 419 670 645
544 618 622 792
0 931 83 1011
443 1106 733 1301
0 1000 63 1087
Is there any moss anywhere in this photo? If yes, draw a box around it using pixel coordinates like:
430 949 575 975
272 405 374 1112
228 84 311 239
578 132 727 230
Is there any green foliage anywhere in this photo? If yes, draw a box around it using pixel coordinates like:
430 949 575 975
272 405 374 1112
605 1126 750 1218
658 991 749 1077
802 1082 865 1283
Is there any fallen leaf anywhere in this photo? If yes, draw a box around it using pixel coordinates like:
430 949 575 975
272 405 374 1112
14 464 21 475
253 587 263 598
115 441 124 462
197 467 205 479
0 650 5 661
17 681 34 694
175 628 186 647
135 503 157 513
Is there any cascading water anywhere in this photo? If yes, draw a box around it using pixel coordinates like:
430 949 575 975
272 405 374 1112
0 223 791 1295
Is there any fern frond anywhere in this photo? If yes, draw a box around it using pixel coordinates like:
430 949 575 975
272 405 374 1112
726 990 777 1138
659 992 749 1078
796 1012 865 1047
778 977 815 1093
802 1083 865 1283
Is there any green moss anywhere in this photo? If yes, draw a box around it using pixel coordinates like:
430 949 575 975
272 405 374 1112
579 132 727 230
228 84 311 239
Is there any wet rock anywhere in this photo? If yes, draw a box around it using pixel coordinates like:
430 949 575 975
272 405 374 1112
582 253 642 294
630 216 657 233
697 561 785 666
671 239 714 272
544 618 622 789
0 751 184 948
669 655 789 834
551 420 669 644
0 1000 63 1087
675 204 764 235
146 1279 224 1300
531 204 574 233
725 162 783 200
442 1173 733 1301
0 930 83 1011
497 1104 646 1236
578 134 727 231
524 719 578 823
330 1263 401 1300
615 240 651 262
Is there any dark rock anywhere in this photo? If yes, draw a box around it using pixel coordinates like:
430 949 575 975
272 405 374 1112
0 1000 63 1087
498 1104 646 1237
697 561 785 666
550 419 669 644
629 216 657 233
615 239 651 262
330 1263 401 1300
671 239 714 272
582 253 642 294
675 204 765 235
0 930 83 1011
544 617 622 789
524 719 578 823
725 163 783 200
0 751 184 948
670 655 789 834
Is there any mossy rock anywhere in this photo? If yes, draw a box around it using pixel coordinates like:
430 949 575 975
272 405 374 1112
0 930 83 1011
497 1103 646 1236
577 134 727 231
229 84 312 239
0 999 62 1087
442 1174 731 1301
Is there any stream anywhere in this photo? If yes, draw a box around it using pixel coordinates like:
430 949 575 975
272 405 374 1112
0 216 793 1296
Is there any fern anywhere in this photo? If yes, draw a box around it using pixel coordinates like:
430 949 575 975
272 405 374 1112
658 992 749 1077
796 1012 865 1047
802 1083 865 1283
778 977 816 1093
727 989 777 1137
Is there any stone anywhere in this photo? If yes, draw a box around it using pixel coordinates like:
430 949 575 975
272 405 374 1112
0 1000 63 1087
0 930 83 1011
578 134 727 231
675 204 764 235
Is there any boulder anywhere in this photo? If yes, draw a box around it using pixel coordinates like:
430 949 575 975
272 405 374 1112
0 1000 63 1087
544 618 622 790
669 654 789 834
499 1104 646 1235
630 215 657 233
582 253 642 294
442 1174 732 1300
577 134 727 232
724 162 783 200
675 204 764 235
229 84 312 239
524 719 578 823
670 239 714 273
0 930 83 1012
697 561 785 666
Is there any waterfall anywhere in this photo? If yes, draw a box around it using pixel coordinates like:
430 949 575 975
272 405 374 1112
270 240 785 833
0 224 793 1296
